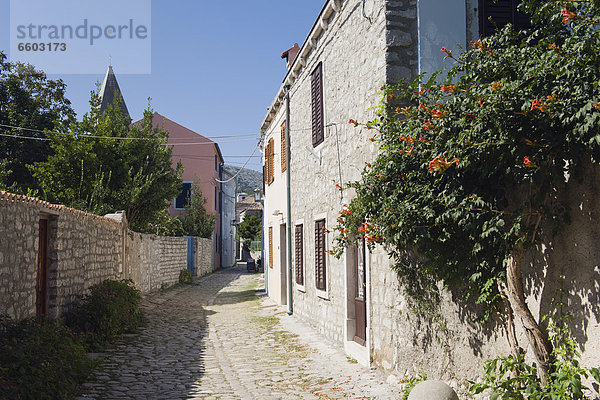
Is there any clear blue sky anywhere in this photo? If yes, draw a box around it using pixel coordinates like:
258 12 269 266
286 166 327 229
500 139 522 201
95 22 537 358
0 0 327 171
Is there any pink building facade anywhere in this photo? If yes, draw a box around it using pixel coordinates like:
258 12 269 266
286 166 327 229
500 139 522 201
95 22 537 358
151 113 223 270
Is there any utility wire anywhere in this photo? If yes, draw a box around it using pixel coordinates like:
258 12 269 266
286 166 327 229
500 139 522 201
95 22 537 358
0 129 257 146
215 142 261 184
0 123 259 142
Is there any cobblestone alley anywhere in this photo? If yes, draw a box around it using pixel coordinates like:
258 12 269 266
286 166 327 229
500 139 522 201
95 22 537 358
78 264 402 400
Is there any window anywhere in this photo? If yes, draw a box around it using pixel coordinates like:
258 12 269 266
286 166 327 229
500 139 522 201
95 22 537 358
175 182 192 209
215 154 218 171
264 138 275 185
315 219 326 291
295 224 304 285
478 0 530 37
269 226 274 268
311 62 324 147
281 121 287 172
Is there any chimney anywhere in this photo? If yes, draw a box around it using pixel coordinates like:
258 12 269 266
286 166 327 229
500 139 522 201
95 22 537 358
281 43 300 69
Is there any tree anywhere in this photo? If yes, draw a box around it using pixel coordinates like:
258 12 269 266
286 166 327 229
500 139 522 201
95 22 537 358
334 0 600 384
0 52 74 193
178 181 215 238
238 213 262 248
31 91 183 232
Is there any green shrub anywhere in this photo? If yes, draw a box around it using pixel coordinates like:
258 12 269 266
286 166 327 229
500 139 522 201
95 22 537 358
0 316 96 400
470 317 600 399
65 279 145 350
179 268 192 284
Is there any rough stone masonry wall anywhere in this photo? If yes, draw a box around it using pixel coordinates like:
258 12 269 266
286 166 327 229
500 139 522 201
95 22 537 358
282 0 390 344
195 237 214 278
0 193 122 320
367 166 600 396
124 233 188 293
0 192 215 321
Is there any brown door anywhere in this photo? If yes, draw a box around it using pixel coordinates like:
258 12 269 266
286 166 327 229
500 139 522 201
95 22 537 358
36 218 49 316
354 239 367 345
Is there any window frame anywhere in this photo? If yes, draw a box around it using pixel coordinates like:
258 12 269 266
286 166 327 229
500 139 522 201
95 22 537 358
314 217 327 296
295 221 305 290
174 181 193 210
311 62 324 148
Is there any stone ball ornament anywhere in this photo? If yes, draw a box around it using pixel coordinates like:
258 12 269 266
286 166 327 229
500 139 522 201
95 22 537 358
407 380 459 400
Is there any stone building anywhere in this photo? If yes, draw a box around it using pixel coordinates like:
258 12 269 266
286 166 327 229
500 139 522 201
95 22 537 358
260 0 600 390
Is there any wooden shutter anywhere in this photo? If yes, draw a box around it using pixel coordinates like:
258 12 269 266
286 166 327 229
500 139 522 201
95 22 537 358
268 138 275 184
263 163 267 193
315 219 326 291
311 63 324 147
281 121 287 172
295 224 304 285
479 0 530 37
269 226 273 268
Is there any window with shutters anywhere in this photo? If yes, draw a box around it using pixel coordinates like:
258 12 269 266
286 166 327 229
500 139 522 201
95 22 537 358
281 121 287 172
268 138 275 184
264 138 275 185
269 226 273 268
295 224 304 286
311 63 324 147
315 219 326 291
478 0 531 37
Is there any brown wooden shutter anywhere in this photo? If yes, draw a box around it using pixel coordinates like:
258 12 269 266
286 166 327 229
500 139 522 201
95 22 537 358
281 121 287 172
315 219 326 291
479 0 530 37
263 163 266 193
295 224 304 285
269 138 275 184
269 226 273 268
311 63 324 147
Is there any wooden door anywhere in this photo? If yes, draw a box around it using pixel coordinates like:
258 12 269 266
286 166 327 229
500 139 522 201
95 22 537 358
354 239 367 345
36 218 49 316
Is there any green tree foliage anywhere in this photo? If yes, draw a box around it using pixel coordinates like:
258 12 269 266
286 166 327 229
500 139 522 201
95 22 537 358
0 52 74 193
65 279 145 351
0 316 95 400
238 213 262 247
178 181 215 238
334 0 600 384
31 91 183 232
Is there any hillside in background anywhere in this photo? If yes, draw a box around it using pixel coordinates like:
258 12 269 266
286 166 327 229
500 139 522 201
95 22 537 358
224 165 263 193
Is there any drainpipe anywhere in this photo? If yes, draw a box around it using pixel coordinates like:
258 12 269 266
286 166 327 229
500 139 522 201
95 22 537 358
285 85 293 316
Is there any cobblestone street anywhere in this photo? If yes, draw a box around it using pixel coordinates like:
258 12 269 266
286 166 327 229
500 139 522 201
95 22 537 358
77 264 402 400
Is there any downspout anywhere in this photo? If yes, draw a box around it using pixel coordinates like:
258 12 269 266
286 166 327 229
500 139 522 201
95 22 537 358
285 85 293 316
219 163 224 269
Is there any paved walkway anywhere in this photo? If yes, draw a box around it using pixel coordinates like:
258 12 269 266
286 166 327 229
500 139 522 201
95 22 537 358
78 264 402 399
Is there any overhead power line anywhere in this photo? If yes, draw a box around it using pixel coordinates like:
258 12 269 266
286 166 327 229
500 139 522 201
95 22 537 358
215 142 261 184
0 123 259 143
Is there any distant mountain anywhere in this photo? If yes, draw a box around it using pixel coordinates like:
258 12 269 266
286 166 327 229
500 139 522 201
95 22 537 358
223 165 263 193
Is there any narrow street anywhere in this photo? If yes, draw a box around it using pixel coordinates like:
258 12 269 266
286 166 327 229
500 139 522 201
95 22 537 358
78 264 402 400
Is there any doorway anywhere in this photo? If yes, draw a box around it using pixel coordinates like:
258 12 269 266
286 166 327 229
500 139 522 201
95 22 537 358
36 217 49 316
353 239 367 345
280 224 287 305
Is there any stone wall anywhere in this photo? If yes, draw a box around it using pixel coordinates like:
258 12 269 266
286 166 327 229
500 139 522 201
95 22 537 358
124 233 188 293
195 237 214 278
259 0 600 392
0 192 214 321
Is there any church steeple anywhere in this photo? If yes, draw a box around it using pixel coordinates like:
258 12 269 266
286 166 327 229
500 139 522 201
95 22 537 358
98 65 130 120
